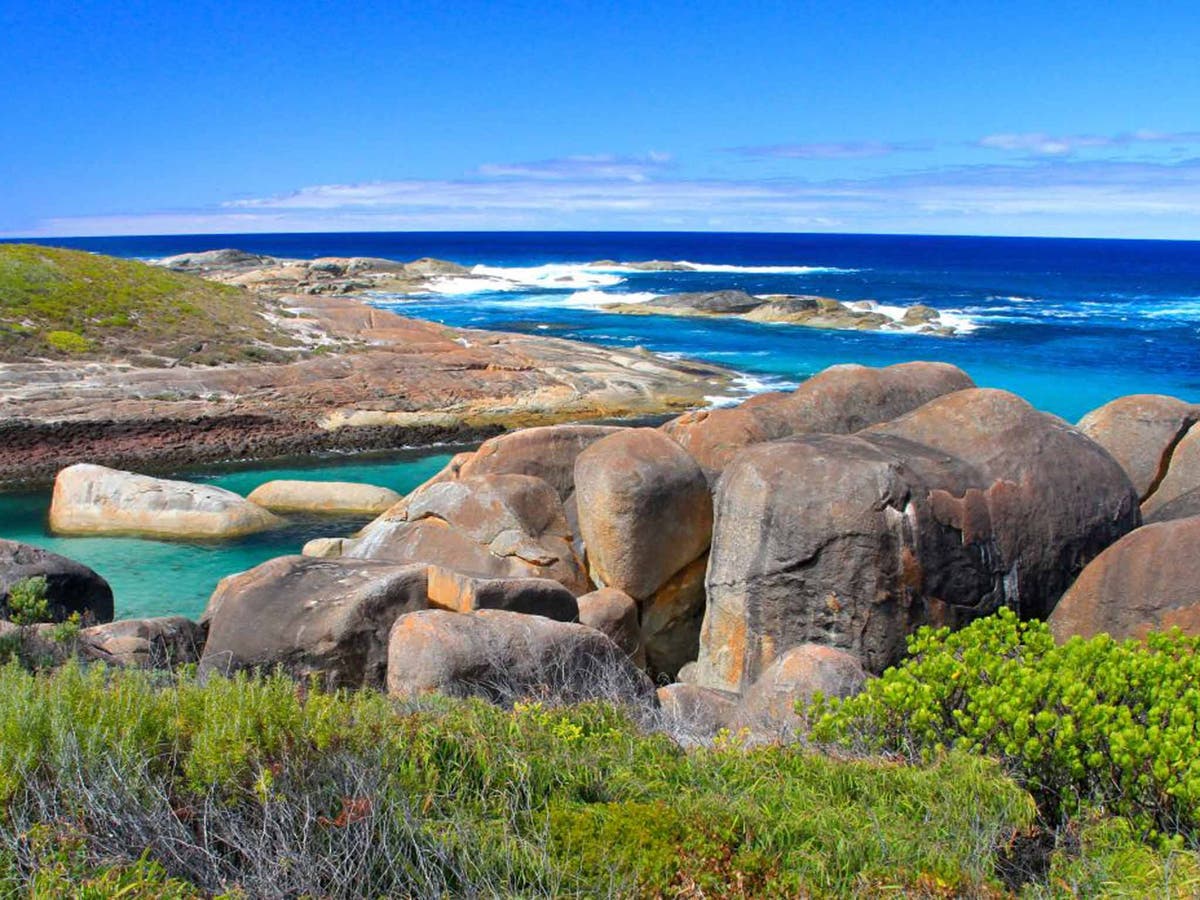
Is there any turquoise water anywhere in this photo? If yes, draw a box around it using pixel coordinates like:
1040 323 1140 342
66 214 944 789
0 451 455 621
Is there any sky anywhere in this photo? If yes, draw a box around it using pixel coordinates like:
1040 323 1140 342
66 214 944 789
1 0 1199 239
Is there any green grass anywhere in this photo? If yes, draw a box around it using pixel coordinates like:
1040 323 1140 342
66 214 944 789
0 646 1194 896
0 244 302 364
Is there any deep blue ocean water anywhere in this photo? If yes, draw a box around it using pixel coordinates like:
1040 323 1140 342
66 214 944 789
3 231 1199 618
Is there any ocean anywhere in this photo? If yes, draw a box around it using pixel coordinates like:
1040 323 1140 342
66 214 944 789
3 231 1199 618
16 230 1200 420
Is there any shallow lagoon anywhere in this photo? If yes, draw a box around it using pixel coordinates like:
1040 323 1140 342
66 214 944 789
0 451 455 620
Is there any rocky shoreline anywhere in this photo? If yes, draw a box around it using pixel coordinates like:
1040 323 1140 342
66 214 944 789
0 252 734 487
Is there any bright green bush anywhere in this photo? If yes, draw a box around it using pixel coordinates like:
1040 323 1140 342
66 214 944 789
5 576 50 626
44 328 93 353
808 609 1200 840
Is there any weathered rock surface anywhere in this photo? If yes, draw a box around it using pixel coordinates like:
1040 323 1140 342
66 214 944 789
1 290 732 487
733 644 868 736
639 553 708 679
199 556 428 689
347 474 589 594
662 361 974 480
386 609 656 704
1077 395 1200 502
577 587 645 667
246 479 401 515
574 429 712 599
81 616 205 668
456 424 627 499
693 389 1139 690
1049 518 1200 641
302 537 348 558
1141 424 1200 520
694 432 987 688
0 539 114 624
49 464 281 539
426 566 579 620
1145 487 1200 524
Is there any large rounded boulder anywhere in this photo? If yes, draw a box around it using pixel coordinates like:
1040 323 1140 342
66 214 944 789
574 429 713 675
50 464 281 539
0 539 114 624
661 362 974 481
1049 518 1200 641
1077 394 1200 502
1141 424 1200 521
386 609 655 705
199 556 428 689
693 432 992 689
733 644 868 736
574 428 712 599
346 474 588 595
457 424 627 499
868 388 1141 620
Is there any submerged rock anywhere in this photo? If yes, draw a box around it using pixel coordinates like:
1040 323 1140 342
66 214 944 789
0 539 114 624
49 464 281 540
246 480 401 515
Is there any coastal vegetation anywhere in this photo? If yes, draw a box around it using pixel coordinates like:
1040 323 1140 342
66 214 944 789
0 245 301 364
0 633 1196 897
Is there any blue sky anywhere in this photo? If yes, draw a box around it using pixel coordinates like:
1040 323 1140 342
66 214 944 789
2 0 1198 239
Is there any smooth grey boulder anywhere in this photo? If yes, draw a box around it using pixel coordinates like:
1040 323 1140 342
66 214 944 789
387 609 656 705
868 388 1142 620
0 539 114 624
663 361 974 480
199 556 427 689
81 616 205 668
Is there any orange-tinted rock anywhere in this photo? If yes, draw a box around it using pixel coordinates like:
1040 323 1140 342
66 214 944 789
577 587 644 667
1049 518 1200 641
1142 424 1200 520
574 429 712 600
426 565 578 620
348 474 589 594
457 424 628 499
733 644 868 736
1077 394 1200 501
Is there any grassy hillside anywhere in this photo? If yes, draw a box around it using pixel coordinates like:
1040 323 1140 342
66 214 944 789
0 244 302 364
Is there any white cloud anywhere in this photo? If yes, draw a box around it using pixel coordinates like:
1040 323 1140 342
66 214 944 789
729 140 920 159
977 130 1200 156
13 157 1200 240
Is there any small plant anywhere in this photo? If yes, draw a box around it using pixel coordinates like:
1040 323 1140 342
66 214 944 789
44 329 93 353
6 576 50 626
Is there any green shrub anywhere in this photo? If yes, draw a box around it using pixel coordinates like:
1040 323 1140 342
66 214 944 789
808 609 1200 840
6 576 50 626
43 329 93 353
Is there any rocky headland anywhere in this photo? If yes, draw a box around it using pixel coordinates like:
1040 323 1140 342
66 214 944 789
0 245 732 486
